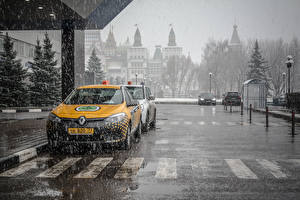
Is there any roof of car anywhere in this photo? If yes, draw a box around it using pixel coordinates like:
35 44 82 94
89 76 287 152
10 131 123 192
77 85 121 89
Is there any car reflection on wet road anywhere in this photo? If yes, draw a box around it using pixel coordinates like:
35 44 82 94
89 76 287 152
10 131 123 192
0 104 300 200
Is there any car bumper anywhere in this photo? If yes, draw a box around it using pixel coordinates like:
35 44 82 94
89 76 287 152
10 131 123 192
198 100 216 105
46 118 129 146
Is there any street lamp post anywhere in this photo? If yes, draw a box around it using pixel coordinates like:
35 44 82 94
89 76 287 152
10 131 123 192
209 72 212 93
135 73 138 85
285 55 294 94
282 72 286 94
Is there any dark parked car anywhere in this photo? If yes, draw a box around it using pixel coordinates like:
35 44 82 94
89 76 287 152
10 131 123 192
198 93 216 105
223 92 241 106
273 94 286 106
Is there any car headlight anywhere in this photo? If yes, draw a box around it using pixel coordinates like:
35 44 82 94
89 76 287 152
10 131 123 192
212 98 216 101
200 98 204 101
48 112 61 123
140 104 144 111
104 113 126 124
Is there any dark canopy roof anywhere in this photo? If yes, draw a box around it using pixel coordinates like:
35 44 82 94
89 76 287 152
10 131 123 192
0 0 133 30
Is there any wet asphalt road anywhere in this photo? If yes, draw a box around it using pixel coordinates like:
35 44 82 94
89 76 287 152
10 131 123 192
0 104 300 200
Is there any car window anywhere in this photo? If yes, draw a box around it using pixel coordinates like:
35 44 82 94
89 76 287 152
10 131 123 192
146 87 151 99
126 87 144 100
124 89 133 104
227 92 239 96
200 93 214 98
64 88 123 105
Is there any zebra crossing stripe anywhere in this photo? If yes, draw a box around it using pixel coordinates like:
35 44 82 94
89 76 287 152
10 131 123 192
226 122 236 126
184 121 192 125
157 121 166 125
155 158 177 179
256 159 287 178
114 157 144 179
36 157 81 178
225 159 258 179
198 121 206 125
170 121 179 125
74 157 113 179
0 157 51 177
155 140 169 145
211 121 220 126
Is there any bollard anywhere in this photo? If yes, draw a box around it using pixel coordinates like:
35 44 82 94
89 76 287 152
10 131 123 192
241 102 243 115
292 110 295 136
266 106 269 127
249 104 252 123
230 102 232 113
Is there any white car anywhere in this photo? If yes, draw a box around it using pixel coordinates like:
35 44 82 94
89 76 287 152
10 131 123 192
125 85 156 132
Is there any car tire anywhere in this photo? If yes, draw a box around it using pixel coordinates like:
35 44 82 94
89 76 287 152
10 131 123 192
122 125 131 150
143 112 150 133
134 120 142 143
151 110 156 128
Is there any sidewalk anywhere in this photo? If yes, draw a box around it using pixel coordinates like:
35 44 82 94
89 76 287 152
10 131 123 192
253 107 300 122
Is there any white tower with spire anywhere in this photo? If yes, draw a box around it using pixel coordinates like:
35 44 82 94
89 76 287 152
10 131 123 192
162 25 182 61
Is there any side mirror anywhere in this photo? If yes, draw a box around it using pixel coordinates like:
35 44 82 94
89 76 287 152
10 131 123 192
127 100 138 107
149 95 155 101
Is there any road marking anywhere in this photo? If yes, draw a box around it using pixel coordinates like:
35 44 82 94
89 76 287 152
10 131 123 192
0 157 51 177
29 109 42 112
253 122 265 126
74 157 113 179
256 159 287 178
114 157 144 179
37 157 81 178
2 109 16 113
184 121 192 125
198 121 206 125
240 122 250 126
225 159 258 179
155 158 177 179
226 122 236 126
200 108 204 116
211 121 220 126
155 140 169 145
157 121 166 126
170 121 179 125
212 107 216 116
14 147 38 162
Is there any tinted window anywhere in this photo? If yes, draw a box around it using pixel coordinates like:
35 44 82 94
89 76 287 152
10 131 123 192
200 93 214 98
64 88 123 105
227 92 239 96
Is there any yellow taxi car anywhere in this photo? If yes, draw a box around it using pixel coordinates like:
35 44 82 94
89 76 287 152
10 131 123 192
46 83 142 151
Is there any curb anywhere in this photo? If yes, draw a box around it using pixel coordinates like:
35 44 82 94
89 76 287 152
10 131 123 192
0 142 48 173
253 108 300 122
0 108 53 113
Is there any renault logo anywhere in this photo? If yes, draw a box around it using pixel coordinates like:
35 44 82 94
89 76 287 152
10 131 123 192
78 116 86 126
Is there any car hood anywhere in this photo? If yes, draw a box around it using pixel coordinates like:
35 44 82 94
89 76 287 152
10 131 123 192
52 103 126 119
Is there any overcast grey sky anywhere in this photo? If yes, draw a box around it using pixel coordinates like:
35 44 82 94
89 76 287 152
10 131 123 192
102 0 300 63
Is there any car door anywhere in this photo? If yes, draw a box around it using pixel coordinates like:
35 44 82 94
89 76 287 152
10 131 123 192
146 87 155 121
124 89 139 131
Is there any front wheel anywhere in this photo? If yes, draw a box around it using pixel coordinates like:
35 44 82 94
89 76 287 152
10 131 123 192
134 121 142 143
150 110 156 128
143 113 150 133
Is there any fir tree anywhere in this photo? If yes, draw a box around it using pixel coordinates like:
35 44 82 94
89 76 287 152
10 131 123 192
29 39 46 106
247 40 271 90
29 33 60 106
0 33 28 107
43 32 60 105
87 49 104 84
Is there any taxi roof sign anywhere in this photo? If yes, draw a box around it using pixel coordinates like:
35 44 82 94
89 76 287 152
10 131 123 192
127 81 132 85
102 80 109 85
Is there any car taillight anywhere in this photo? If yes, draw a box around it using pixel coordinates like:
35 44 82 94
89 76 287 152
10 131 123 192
238 96 241 99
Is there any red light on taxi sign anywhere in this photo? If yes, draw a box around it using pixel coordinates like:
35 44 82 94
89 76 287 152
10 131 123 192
102 80 109 85
128 81 132 85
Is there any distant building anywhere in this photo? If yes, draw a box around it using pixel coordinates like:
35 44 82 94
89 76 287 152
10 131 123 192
127 27 149 84
162 27 182 60
228 24 242 52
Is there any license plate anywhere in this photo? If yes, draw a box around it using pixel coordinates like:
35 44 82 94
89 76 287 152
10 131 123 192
68 128 94 135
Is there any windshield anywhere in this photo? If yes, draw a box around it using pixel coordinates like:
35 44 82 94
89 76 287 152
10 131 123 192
200 93 214 98
64 88 123 105
126 87 144 100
